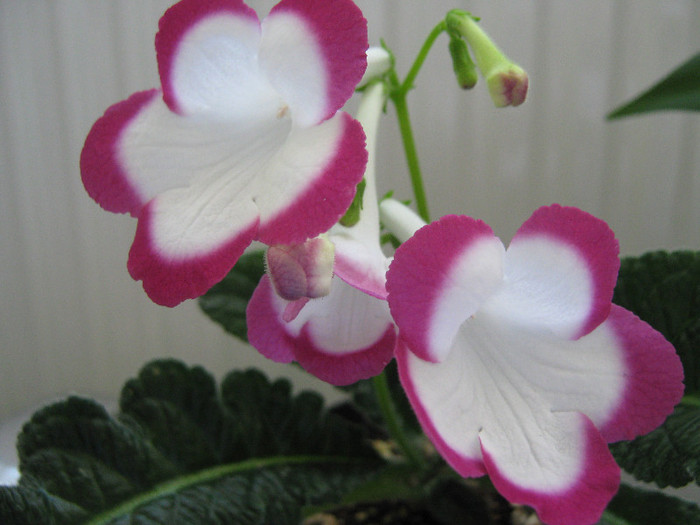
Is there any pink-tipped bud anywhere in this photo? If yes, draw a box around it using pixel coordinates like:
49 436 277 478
446 10 528 108
487 64 528 107
265 236 335 301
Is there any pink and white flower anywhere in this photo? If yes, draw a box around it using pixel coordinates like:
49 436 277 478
80 0 369 306
386 205 684 525
247 78 396 385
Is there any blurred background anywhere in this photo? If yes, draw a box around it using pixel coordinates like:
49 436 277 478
1 0 698 435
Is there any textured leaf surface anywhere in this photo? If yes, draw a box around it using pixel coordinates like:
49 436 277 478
612 251 700 488
91 459 376 525
0 483 88 525
0 360 380 524
611 405 700 488
607 52 700 119
600 483 700 524
198 250 266 342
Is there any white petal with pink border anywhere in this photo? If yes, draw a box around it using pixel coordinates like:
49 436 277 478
157 1 277 118
386 215 505 363
247 275 394 385
261 0 368 126
483 205 620 340
397 314 622 524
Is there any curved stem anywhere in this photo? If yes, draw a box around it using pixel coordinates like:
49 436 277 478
372 371 426 468
401 20 447 95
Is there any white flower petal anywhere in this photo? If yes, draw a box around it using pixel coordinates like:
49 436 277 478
387 215 505 363
157 0 285 119
483 205 620 340
118 94 290 206
260 0 368 126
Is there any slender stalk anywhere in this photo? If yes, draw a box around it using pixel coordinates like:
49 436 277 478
389 87 430 222
401 21 447 95
372 371 425 468
387 20 448 223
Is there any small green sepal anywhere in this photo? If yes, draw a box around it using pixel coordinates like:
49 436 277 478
339 178 367 227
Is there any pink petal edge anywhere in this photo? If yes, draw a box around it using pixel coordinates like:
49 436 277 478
156 0 259 114
247 276 395 385
80 89 159 216
257 112 367 246
386 215 497 362
599 304 684 442
269 0 368 122
292 324 395 386
333 250 388 300
127 202 259 307
482 415 620 525
247 276 296 363
512 204 620 339
395 340 487 477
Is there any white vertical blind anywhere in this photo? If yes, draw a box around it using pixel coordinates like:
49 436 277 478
1 0 698 421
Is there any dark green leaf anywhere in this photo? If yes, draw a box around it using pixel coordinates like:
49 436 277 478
198 250 266 342
17 397 180 503
611 404 700 488
1 359 381 524
613 251 700 394
607 52 700 119
119 360 224 471
90 458 376 525
599 482 700 524
0 483 88 525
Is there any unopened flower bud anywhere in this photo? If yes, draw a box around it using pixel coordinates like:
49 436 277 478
446 10 528 107
265 236 335 301
448 37 478 89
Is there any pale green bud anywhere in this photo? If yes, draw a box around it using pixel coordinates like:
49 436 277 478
446 10 528 107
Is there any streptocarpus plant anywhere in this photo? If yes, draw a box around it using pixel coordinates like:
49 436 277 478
2 1 698 524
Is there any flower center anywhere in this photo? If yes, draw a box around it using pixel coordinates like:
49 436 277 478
277 104 290 119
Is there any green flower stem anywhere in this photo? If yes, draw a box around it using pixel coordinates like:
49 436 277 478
386 20 447 223
401 21 447 96
389 87 430 222
372 371 426 468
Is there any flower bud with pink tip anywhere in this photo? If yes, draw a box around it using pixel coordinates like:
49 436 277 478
447 10 528 107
